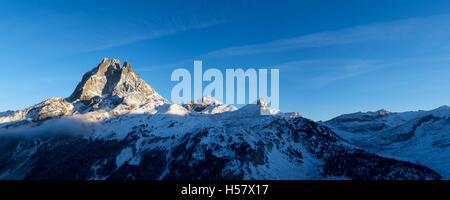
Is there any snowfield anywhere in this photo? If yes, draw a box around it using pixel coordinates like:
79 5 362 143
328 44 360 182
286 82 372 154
325 106 450 179
0 58 444 180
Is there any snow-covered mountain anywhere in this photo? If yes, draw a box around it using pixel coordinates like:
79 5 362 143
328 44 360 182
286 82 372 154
182 96 238 114
325 106 450 179
0 58 442 180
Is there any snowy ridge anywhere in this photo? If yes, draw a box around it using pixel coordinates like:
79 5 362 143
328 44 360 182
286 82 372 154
325 106 450 178
0 58 443 180
183 96 238 114
0 58 168 125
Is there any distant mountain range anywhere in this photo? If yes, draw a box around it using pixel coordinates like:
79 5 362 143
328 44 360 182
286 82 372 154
0 58 443 180
324 106 450 179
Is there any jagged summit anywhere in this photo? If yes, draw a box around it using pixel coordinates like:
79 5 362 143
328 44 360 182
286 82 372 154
183 96 237 114
0 59 444 180
0 58 168 123
67 58 160 104
195 96 222 105
375 109 391 116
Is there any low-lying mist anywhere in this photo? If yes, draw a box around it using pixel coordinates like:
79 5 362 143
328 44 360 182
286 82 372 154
0 117 95 138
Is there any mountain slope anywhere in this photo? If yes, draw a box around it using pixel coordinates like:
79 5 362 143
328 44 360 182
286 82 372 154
325 107 450 178
0 58 442 180
182 96 238 114
0 58 168 126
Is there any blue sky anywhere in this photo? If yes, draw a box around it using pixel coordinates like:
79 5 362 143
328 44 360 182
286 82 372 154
1 0 450 120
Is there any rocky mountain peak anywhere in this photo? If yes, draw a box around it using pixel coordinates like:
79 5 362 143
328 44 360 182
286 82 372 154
182 96 237 114
196 96 221 105
67 58 159 104
376 109 391 116
0 58 168 124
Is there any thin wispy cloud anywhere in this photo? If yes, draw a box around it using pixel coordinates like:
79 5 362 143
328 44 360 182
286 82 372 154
278 59 383 89
86 19 228 52
278 52 450 90
133 13 450 90
203 14 450 58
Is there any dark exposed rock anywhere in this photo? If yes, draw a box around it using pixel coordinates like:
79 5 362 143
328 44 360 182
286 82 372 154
0 59 443 180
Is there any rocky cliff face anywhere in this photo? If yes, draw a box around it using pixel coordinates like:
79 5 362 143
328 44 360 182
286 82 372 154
0 58 168 125
68 58 160 105
0 59 443 180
